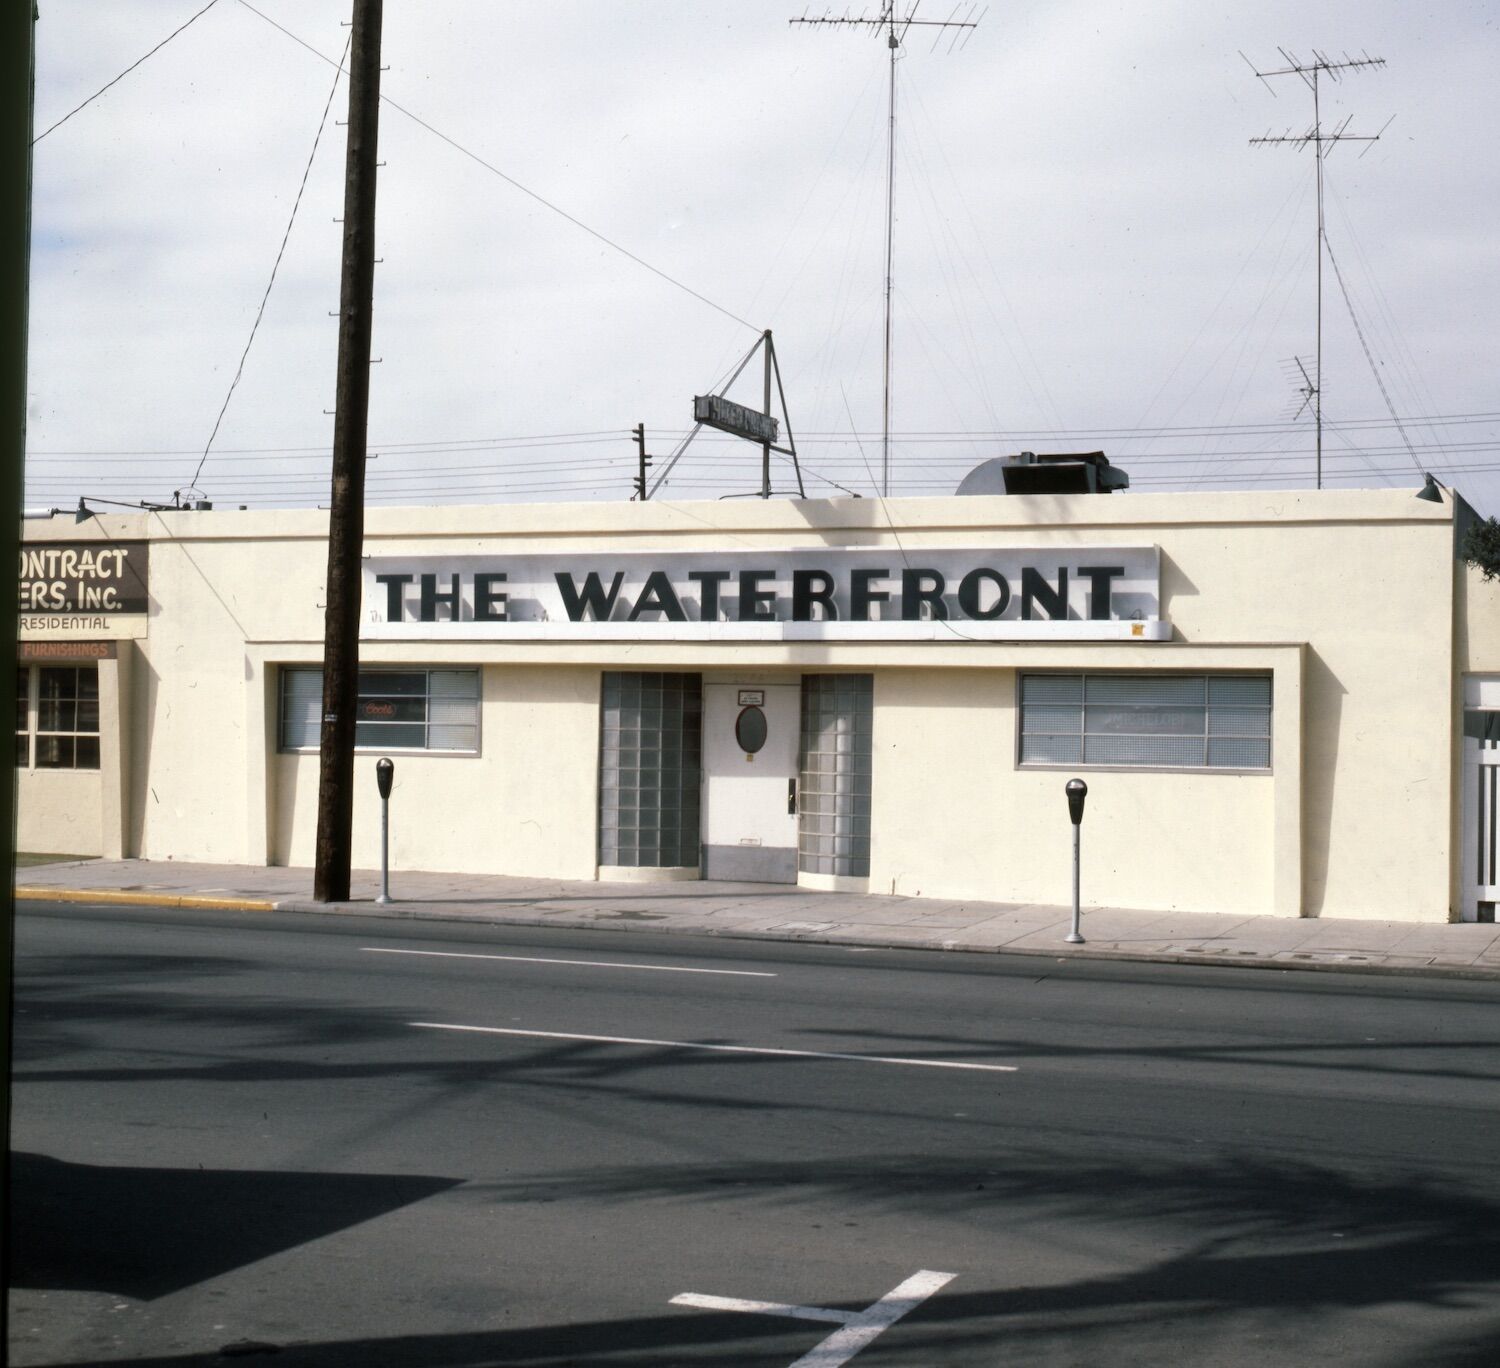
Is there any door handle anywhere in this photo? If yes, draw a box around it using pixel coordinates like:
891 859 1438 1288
788 778 798 815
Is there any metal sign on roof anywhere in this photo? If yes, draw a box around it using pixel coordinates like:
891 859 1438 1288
694 394 779 446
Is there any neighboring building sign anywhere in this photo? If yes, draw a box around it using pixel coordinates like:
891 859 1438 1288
18 640 118 661
694 394 780 446
363 546 1168 641
18 541 150 640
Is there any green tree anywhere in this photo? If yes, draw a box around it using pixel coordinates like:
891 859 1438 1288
1462 517 1500 582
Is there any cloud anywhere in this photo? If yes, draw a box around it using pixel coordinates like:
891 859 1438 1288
25 0 1500 510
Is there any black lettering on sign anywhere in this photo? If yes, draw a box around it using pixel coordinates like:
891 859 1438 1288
420 573 462 622
688 570 731 621
628 571 688 621
556 571 626 621
374 573 413 620
474 572 509 622
1078 565 1124 621
791 569 838 621
1021 567 1069 621
851 568 890 621
957 568 1009 620
738 570 777 621
901 568 947 621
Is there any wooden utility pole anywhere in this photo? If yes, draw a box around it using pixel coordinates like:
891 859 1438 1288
314 0 383 902
632 423 652 499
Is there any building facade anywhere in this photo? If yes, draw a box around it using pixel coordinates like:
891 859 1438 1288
16 486 1500 922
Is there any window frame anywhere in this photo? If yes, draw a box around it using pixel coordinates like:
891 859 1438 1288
1016 671 1273 774
16 663 102 772
597 671 704 870
15 664 29 769
798 673 874 879
278 666 483 756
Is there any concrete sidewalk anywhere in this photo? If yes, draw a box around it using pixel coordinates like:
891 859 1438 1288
15 857 1500 981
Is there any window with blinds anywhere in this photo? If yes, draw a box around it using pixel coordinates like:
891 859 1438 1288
279 667 480 753
1019 673 1272 770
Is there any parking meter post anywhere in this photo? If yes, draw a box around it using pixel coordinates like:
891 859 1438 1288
1065 778 1087 945
375 758 394 904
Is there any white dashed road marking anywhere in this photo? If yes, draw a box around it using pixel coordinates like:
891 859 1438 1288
672 1269 957 1366
364 946 776 977
411 1023 1018 1073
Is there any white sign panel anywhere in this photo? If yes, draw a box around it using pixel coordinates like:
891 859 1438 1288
363 545 1167 641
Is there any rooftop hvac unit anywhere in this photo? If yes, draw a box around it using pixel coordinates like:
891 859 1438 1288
955 451 1130 496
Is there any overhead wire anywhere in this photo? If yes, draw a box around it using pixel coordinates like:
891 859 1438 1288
38 449 1500 505
1322 232 1424 476
1129 174 1306 443
1325 176 1450 460
190 26 351 495
903 70 1067 434
899 108 1004 443
26 411 1500 475
33 0 222 143
901 76 1022 437
234 0 759 335
1186 190 1314 486
26 441 1500 500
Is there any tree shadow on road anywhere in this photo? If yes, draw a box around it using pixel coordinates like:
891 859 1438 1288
7 1152 461 1301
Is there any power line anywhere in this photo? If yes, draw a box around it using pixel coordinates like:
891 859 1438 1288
28 411 1500 460
190 29 351 495
33 0 222 143
1322 234 1423 476
235 0 759 334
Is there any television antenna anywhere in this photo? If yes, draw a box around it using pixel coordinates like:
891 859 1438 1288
791 3 984 496
1245 48 1390 488
1281 355 1317 423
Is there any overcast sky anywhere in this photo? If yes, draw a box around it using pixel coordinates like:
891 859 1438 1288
24 0 1500 515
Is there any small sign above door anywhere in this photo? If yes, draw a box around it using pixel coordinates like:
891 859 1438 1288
737 689 765 706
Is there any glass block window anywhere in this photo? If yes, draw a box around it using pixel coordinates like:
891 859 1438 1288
1019 673 1272 770
32 665 101 770
16 666 29 768
280 667 480 753
598 672 703 868
798 674 873 878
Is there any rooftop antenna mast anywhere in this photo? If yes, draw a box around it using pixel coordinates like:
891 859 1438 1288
791 3 983 496
1245 48 1389 489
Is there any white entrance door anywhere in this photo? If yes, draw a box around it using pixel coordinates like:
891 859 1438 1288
702 682 800 882
1461 711 1500 922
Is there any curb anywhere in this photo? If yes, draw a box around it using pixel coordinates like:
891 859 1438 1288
18 885 1500 984
15 885 278 914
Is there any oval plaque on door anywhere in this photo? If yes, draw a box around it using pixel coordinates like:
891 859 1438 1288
735 705 768 755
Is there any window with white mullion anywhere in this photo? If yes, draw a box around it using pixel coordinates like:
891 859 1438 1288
1021 673 1271 771
27 665 101 771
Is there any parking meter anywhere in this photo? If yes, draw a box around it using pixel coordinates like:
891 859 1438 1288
375 758 394 903
1065 779 1087 944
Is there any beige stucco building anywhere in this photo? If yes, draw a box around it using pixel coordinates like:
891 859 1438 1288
16 485 1500 922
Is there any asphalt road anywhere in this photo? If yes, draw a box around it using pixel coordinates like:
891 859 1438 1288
9 900 1500 1367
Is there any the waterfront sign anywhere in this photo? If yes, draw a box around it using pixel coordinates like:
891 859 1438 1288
363 545 1167 641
